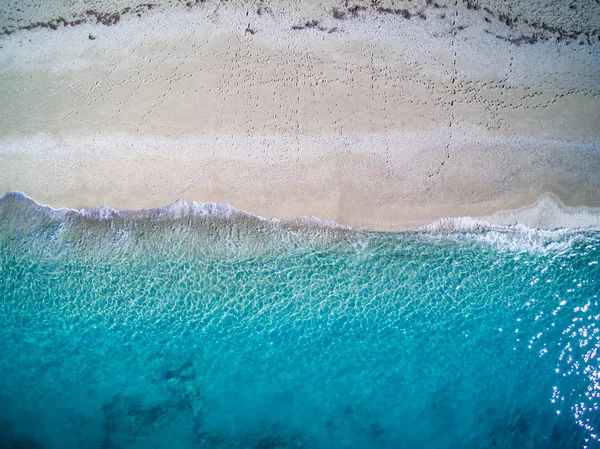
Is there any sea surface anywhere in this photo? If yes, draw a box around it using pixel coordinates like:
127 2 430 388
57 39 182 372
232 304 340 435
0 191 598 449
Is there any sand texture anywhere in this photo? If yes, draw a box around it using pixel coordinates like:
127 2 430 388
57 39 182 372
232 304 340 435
0 0 599 230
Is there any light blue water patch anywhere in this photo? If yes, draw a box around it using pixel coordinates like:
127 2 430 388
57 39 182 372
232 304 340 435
0 192 598 449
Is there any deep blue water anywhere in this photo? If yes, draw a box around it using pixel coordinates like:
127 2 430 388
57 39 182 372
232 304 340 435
0 192 599 449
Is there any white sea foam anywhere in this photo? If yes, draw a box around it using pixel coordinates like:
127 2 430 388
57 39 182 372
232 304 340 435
79 205 117 221
292 216 351 230
474 226 587 256
129 199 259 222
418 217 492 234
0 190 352 233
486 193 600 230
418 217 594 255
416 193 600 255
1 191 598 255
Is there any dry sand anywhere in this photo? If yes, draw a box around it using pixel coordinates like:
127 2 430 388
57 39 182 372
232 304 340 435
0 0 599 230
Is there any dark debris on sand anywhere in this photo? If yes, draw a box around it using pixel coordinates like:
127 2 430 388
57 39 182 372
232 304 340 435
0 0 597 47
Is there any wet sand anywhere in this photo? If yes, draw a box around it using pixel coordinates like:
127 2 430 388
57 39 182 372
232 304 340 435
0 0 599 230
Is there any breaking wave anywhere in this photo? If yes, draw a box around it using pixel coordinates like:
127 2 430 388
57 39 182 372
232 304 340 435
418 216 597 255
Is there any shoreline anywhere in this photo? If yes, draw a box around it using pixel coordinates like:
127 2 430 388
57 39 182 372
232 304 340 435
3 188 600 232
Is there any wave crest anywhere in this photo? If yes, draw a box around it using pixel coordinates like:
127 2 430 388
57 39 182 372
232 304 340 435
1 191 598 258
418 216 596 255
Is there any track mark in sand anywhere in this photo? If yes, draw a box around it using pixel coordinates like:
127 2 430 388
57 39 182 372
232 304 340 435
428 0 457 179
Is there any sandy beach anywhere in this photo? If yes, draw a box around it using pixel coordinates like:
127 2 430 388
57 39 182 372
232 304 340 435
0 0 599 230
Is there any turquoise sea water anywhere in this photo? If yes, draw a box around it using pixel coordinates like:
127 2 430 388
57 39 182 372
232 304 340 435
0 191 599 449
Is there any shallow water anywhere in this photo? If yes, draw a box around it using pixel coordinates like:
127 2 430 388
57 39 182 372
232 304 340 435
0 192 598 449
